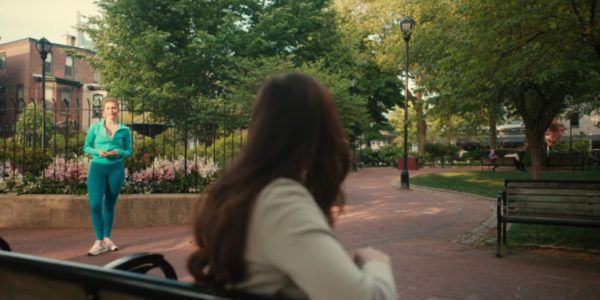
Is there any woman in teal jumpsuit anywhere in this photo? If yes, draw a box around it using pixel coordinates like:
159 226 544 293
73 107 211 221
83 98 132 256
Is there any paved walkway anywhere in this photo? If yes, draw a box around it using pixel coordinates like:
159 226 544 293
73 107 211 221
2 167 599 299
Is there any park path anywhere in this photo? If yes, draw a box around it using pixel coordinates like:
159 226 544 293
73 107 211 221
1 167 599 299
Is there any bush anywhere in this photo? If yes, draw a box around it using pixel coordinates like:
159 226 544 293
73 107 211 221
357 145 403 167
424 143 461 165
48 132 87 159
194 130 247 167
0 141 53 176
552 132 592 154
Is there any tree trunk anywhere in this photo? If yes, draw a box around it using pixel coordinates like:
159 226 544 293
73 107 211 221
513 82 565 179
488 115 497 150
415 77 427 155
417 119 427 155
526 128 545 179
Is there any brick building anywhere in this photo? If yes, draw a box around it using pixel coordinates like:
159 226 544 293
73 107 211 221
0 36 107 136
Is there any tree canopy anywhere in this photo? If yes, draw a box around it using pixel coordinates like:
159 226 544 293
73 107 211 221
83 0 402 139
82 0 600 177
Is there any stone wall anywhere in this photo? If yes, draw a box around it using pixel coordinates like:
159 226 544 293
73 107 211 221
0 194 199 228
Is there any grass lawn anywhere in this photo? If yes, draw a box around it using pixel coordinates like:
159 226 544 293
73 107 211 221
411 169 600 251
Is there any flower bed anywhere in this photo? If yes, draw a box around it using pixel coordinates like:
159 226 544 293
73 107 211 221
0 156 219 195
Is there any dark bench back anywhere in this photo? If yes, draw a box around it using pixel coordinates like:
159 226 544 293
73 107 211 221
546 156 584 168
504 180 600 221
0 250 226 300
482 157 515 165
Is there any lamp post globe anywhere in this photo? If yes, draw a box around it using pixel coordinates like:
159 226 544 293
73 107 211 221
400 17 415 189
36 37 52 149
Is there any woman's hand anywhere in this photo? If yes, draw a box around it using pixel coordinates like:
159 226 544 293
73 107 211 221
353 247 391 267
98 150 119 157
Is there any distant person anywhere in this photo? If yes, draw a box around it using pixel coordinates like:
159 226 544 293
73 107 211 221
83 98 132 256
188 72 397 299
489 148 499 171
504 148 526 172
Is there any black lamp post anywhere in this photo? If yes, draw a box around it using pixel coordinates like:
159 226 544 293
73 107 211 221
400 17 415 189
36 37 52 149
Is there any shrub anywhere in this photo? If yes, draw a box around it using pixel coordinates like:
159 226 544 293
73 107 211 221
356 145 403 167
552 132 592 154
195 130 247 167
423 143 464 166
0 141 53 176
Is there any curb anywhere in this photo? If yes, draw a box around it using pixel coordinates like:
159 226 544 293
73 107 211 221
0 194 199 229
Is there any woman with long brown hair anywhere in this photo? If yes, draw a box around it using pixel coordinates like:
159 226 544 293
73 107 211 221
188 72 396 299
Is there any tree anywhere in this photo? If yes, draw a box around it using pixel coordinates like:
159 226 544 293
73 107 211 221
334 0 462 154
568 0 600 61
84 1 337 115
447 0 599 178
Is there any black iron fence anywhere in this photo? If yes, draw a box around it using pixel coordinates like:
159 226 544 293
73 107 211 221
0 96 248 194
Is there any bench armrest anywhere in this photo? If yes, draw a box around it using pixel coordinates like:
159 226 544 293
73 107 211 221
104 252 178 280
0 236 11 251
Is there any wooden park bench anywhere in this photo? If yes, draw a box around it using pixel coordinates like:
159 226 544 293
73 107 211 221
496 180 600 257
545 155 585 170
480 157 518 171
0 238 270 300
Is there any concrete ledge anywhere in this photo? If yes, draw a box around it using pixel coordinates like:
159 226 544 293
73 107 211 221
0 194 199 229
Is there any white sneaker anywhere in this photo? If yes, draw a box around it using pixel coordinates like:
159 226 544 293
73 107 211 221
104 238 119 251
87 241 108 256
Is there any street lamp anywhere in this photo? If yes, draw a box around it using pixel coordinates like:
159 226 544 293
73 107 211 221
36 37 52 149
400 17 415 189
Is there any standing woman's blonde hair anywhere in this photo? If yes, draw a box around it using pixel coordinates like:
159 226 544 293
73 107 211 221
188 72 351 293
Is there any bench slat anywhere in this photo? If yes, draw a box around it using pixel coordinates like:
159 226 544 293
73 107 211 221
508 194 600 204
506 181 600 189
481 157 515 166
502 215 600 227
508 188 600 198
507 205 600 218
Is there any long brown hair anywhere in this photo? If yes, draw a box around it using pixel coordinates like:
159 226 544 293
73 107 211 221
187 72 351 293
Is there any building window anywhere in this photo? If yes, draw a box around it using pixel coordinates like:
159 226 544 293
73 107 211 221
44 52 53 75
60 88 71 114
93 71 101 84
92 94 103 118
65 55 74 79
16 85 24 112
0 52 6 69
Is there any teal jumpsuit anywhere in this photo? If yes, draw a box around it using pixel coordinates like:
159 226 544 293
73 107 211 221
83 121 132 241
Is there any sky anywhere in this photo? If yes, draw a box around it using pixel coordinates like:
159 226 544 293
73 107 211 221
0 0 100 45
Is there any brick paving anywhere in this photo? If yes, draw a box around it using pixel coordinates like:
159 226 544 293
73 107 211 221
2 167 600 299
